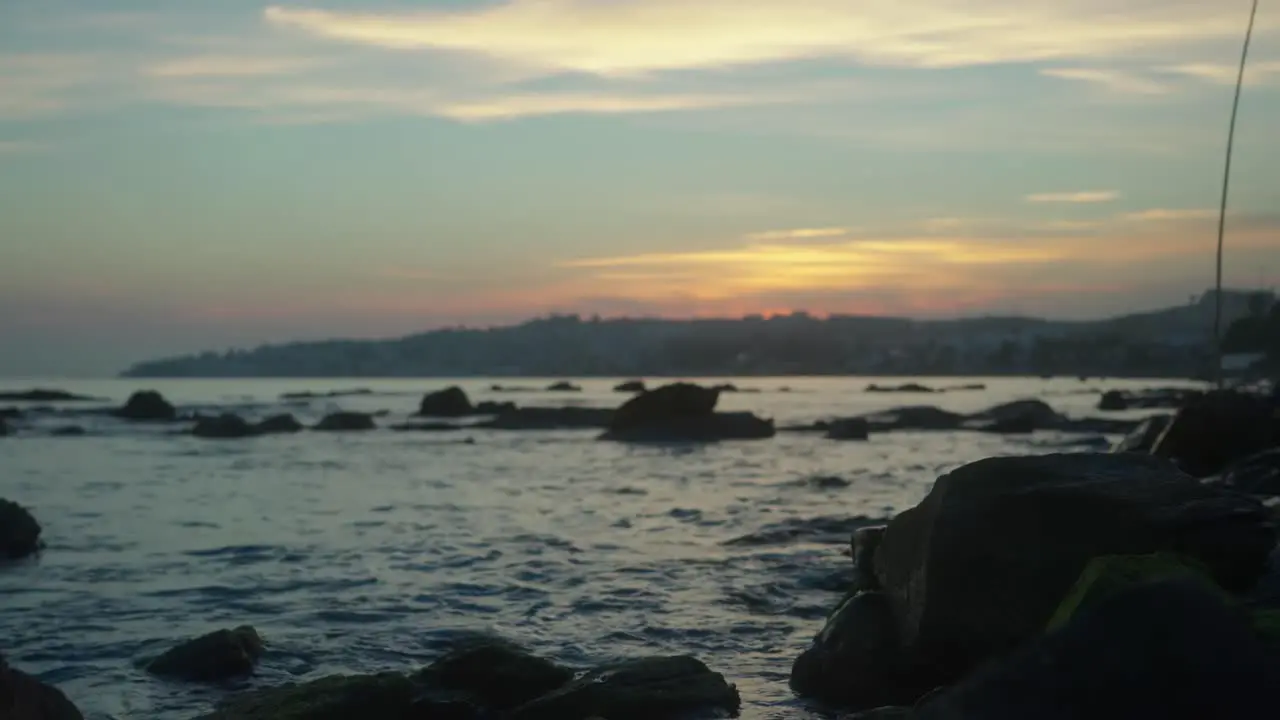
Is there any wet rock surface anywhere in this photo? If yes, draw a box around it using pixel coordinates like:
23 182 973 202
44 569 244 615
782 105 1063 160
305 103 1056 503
1151 390 1279 477
417 386 475 417
0 499 42 560
509 655 740 720
0 654 85 720
115 390 178 422
146 626 264 682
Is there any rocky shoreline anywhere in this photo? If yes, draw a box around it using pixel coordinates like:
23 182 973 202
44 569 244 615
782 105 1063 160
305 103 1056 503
3 384 1278 719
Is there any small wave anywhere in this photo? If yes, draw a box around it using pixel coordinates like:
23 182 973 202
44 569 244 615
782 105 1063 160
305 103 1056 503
723 515 886 547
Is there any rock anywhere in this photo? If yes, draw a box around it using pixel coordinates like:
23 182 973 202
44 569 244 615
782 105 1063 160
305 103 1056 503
49 426 85 437
802 475 852 490
192 414 257 439
480 407 613 430
861 406 965 432
1098 390 1128 411
509 656 740 720
851 526 886 593
790 592 918 710
312 412 376 432
475 400 517 415
0 499 41 560
0 418 9 437
612 383 719 428
605 383 772 441
1215 447 1280 498
1053 416 1143 435
872 453 1275 690
256 414 303 435
826 418 870 441
0 654 85 720
967 399 1060 433
280 388 372 400
913 580 1279 720
1045 553 1222 632
147 626 264 681
0 389 93 402
1110 414 1171 453
115 390 177 421
0 407 22 419
418 387 474 417
1151 390 1279 477
390 422 463 432
613 380 646 393
416 639 572 710
194 672 444 720
866 383 936 393
711 383 740 393
545 381 581 392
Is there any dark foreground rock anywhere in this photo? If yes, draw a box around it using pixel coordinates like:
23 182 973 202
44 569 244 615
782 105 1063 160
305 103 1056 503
194 672 431 720
871 453 1275 695
1214 447 1280 498
115 390 177 421
1098 387 1202 412
312 412 376 432
914 580 1278 720
418 386 474 417
614 380 646 393
416 639 572 710
826 418 870 441
1151 390 1279 477
147 626 264 681
0 389 93 402
0 654 84 720
604 383 773 442
0 499 41 560
509 656 740 720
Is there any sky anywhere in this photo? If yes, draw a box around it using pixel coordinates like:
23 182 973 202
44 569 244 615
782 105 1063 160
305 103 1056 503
1 0 1279 375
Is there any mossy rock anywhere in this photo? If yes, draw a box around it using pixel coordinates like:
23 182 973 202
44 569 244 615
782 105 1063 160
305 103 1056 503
1047 553 1225 632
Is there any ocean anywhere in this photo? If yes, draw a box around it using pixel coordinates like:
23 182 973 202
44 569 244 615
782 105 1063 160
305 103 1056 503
0 376 1200 719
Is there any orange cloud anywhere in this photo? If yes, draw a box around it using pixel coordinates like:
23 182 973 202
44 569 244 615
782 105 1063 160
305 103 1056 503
1025 190 1119 203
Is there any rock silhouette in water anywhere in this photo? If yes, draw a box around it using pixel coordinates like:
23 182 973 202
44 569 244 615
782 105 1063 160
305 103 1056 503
415 639 572 710
256 414 303 435
0 389 94 402
312 412 377 432
0 499 41 560
509 656 741 720
49 426 86 437
866 383 937 393
115 390 177 422
825 418 870 441
613 380 646 393
545 381 581 392
480 406 613 430
418 386 475 417
603 382 774 441
146 626 264 681
0 653 85 720
1151 390 1279 477
0 418 9 437
192 414 303 439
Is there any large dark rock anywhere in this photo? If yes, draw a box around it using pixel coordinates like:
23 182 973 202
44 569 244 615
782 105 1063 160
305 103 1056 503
0 499 41 560
256 414 303 435
418 387 474 417
611 383 720 428
480 406 613 430
605 383 772 441
790 592 918 710
861 406 965 433
1110 414 1171 454
603 411 775 442
416 639 572 710
914 580 1279 720
826 418 870 441
613 380 646 393
192 414 257 439
1151 390 1279 477
147 626 264 681
967 399 1060 433
1215 448 1280 498
872 453 1275 691
0 654 85 720
115 390 177 421
0 389 93 402
193 672 454 720
509 656 740 720
312 412 376 432
1098 390 1128 411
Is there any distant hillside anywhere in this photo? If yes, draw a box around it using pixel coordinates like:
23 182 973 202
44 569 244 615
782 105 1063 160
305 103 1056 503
121 289 1274 379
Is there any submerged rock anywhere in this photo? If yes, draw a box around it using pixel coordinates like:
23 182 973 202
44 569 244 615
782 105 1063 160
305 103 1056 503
475 400 517 415
48 426 86 437
0 499 41 560
0 654 85 720
826 418 870 441
861 406 965 433
545 381 581 392
914 580 1278 720
147 626 264 681
0 389 93 402
1151 390 1278 477
872 453 1275 692
416 639 572 710
613 380 646 393
866 383 937 393
312 412 376 432
256 414 304 435
418 386 474 417
192 414 256 439
115 390 177 422
509 655 740 720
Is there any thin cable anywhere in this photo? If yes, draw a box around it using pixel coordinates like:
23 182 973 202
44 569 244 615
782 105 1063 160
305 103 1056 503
1215 0 1261 388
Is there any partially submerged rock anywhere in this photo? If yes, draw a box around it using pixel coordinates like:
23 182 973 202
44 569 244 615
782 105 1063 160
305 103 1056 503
545 381 581 392
613 380 646 393
914 580 1278 720
826 418 870 441
416 639 572 710
510 656 740 720
312 412 376 432
604 383 773 442
256 414 303 435
0 389 93 402
872 453 1275 692
866 383 937 393
964 399 1060 434
0 499 41 560
147 626 264 681
115 390 177 421
1151 390 1278 477
49 426 86 437
418 386 474 417
390 422 464 433
192 414 257 439
479 406 613 430
1097 387 1202 412
861 406 965 433
475 400 517 415
193 672 431 720
0 654 85 720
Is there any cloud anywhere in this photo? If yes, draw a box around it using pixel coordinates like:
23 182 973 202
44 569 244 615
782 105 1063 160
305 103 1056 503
743 227 849 242
1040 67 1171 95
1164 60 1280 86
1025 191 1120 203
1122 208 1219 221
263 1 1274 76
0 54 100 119
147 55 326 78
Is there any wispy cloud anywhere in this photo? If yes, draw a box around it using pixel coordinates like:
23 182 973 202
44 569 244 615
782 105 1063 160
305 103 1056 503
0 54 101 119
263 2 1272 76
1122 208 1219 222
743 227 849 242
147 55 326 78
1026 190 1120 203
1040 67 1170 95
1163 60 1280 86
